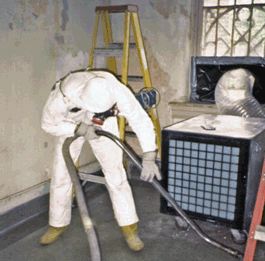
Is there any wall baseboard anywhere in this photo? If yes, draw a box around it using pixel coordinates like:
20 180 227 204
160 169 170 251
0 180 101 251
0 181 51 216
0 193 49 250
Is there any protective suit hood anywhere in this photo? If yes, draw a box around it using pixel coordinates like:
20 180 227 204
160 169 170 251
60 72 116 113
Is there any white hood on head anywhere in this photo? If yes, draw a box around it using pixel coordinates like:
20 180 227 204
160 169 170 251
60 72 116 113
80 76 116 113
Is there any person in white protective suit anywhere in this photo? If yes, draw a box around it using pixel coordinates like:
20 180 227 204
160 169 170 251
40 69 162 251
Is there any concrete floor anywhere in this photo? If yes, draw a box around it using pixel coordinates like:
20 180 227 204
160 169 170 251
0 167 265 261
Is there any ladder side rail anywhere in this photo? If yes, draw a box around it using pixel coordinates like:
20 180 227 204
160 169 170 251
104 11 117 73
101 11 116 73
131 12 162 158
131 12 152 88
89 11 100 68
118 10 131 141
121 10 131 85
243 158 265 261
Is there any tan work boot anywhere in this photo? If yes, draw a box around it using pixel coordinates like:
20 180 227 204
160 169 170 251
40 226 68 245
121 223 144 251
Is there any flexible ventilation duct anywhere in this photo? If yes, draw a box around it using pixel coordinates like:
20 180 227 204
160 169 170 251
215 68 265 118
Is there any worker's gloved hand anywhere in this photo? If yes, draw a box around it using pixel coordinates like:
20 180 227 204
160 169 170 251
141 151 162 183
75 122 100 141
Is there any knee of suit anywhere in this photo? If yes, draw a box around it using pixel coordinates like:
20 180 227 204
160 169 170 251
103 167 128 188
106 179 131 194
50 182 73 193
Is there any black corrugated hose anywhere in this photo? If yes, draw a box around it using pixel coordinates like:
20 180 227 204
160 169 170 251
62 136 101 261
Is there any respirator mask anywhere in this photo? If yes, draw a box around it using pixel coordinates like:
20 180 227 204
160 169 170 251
92 104 118 125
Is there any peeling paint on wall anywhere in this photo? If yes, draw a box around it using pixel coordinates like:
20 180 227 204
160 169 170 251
54 0 64 45
60 0 69 31
53 0 69 45
55 32 64 45
1 0 49 34
179 3 188 17
149 0 177 19
144 38 172 128
54 0 60 32
28 0 48 15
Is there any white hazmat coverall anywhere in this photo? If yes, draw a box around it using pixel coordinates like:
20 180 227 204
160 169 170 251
41 70 157 228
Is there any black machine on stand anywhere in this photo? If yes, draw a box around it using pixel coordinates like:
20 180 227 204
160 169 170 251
160 114 265 245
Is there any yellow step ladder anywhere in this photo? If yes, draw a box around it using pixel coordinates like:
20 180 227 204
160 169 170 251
89 4 162 158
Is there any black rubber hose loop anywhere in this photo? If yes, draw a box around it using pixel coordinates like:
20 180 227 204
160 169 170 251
62 136 101 261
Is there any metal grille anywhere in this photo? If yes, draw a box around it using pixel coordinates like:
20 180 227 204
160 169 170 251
167 139 240 221
202 0 265 56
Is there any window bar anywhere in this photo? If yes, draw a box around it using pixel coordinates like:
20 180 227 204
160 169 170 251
231 0 237 56
247 0 255 56
202 8 208 54
215 0 221 56
252 26 265 50
262 9 265 58
205 9 218 53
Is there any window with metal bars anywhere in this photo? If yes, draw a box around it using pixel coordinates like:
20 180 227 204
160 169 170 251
202 0 265 56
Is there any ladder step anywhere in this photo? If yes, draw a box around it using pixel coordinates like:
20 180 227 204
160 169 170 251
79 173 106 185
94 48 123 57
109 43 136 49
94 43 136 57
78 161 101 173
117 75 143 82
254 225 265 242
95 5 138 13
125 131 137 138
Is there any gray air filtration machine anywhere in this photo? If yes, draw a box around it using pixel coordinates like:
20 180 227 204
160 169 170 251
160 114 265 239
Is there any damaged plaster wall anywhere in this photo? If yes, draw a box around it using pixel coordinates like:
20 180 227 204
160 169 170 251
0 0 195 214
143 0 192 104
0 0 101 214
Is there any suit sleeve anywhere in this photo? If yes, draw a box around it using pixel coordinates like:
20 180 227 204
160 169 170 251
114 83 157 153
41 90 76 137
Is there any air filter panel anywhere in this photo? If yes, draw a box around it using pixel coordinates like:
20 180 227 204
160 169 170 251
160 114 265 230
